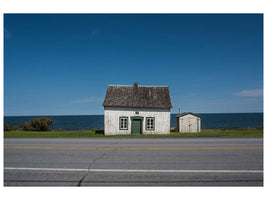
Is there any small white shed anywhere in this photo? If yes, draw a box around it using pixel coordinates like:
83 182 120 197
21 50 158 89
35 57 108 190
176 112 201 133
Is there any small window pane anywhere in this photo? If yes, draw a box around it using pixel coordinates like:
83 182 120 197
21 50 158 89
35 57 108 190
146 118 154 130
120 117 128 129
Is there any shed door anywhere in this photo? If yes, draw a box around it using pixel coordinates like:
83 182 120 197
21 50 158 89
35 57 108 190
189 118 193 133
132 119 141 135
183 117 192 133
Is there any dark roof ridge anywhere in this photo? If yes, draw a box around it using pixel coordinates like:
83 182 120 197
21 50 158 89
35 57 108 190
108 85 169 87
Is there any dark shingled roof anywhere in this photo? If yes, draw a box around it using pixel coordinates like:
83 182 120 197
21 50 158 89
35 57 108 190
103 84 172 109
176 112 202 118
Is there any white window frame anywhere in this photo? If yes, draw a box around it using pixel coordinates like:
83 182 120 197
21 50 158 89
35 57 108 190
119 117 128 130
146 117 155 131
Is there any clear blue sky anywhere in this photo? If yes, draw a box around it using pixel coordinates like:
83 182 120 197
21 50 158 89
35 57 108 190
4 14 263 116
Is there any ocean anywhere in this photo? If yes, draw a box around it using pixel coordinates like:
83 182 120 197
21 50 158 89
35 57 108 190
4 113 263 131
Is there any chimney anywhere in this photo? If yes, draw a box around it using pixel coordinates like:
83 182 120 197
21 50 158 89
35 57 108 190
134 83 138 88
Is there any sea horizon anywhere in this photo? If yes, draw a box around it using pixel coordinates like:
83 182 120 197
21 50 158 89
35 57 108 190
4 113 263 131
4 112 264 117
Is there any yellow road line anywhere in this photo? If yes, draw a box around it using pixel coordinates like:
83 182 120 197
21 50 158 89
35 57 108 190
4 146 263 150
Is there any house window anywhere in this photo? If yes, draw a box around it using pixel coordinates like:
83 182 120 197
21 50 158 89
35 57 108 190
146 117 155 131
119 117 128 130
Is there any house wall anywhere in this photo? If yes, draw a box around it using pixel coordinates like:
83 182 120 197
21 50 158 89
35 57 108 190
104 107 170 135
178 114 201 133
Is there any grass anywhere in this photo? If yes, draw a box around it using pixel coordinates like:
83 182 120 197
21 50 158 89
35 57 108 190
3 130 103 138
3 129 263 138
170 129 263 137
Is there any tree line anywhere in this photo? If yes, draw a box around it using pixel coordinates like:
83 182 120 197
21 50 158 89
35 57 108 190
4 117 54 131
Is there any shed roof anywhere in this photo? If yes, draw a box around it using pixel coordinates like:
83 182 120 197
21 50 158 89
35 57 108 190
103 84 172 109
176 112 202 118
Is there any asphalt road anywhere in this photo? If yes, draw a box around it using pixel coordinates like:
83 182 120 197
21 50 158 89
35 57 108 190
4 137 263 186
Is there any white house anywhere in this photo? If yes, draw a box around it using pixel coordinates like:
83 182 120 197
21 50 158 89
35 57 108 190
175 112 201 133
102 83 172 135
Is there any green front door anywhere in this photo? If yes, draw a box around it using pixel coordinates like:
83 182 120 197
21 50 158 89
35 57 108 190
132 119 141 135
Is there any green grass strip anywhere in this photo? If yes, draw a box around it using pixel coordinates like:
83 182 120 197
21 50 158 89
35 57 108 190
3 129 263 138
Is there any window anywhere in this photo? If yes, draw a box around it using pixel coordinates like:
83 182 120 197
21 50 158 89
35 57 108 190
119 117 128 130
146 117 155 131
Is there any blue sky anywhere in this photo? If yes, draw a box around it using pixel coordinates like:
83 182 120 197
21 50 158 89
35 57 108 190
4 14 263 116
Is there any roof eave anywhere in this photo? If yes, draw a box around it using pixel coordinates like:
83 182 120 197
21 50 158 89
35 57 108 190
103 105 172 110
176 112 201 118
